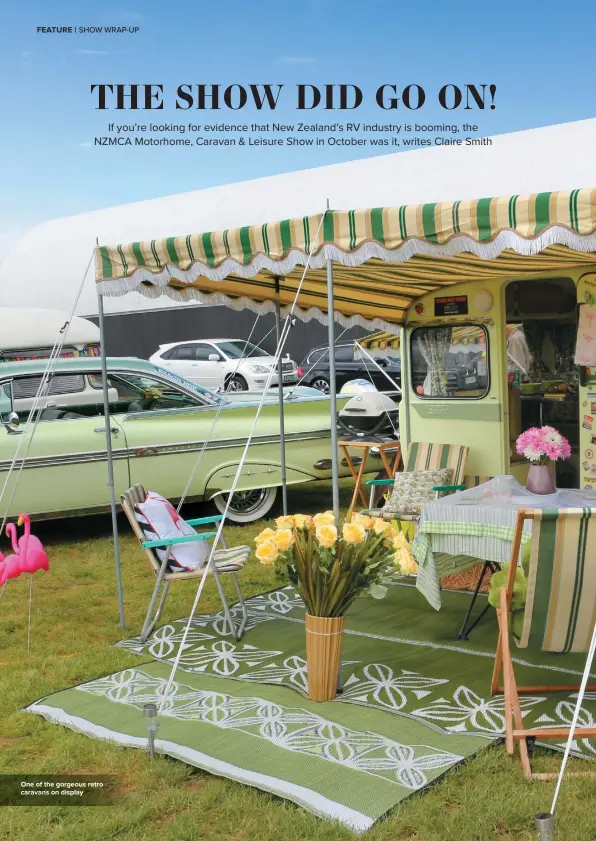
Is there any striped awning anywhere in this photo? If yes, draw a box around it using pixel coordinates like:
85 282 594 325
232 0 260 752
95 190 596 330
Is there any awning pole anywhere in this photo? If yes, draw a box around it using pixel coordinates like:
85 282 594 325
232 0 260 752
97 291 126 630
274 279 288 515
400 325 411 453
326 257 340 523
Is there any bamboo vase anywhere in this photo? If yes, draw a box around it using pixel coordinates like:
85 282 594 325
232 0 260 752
305 613 345 702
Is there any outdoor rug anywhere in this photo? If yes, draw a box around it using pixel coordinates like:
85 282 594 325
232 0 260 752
26 582 596 831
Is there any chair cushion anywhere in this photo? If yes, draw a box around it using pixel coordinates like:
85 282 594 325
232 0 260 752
382 468 453 516
134 491 209 573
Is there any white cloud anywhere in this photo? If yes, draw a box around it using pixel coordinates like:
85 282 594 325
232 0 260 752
21 50 32 57
76 49 109 55
277 56 317 65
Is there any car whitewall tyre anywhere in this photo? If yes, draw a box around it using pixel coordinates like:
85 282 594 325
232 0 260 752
213 485 278 523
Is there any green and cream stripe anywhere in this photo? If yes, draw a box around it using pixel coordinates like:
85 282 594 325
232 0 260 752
95 190 596 329
520 508 596 653
97 190 596 280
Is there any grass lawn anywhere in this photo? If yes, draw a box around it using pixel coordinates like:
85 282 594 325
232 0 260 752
1 478 594 841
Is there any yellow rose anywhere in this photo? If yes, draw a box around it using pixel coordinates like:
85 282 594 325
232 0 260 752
273 528 295 551
313 511 336 528
316 524 338 548
255 528 276 545
255 539 280 565
396 548 418 575
351 513 374 530
393 532 411 551
372 518 393 535
275 515 295 529
342 522 366 545
293 514 314 529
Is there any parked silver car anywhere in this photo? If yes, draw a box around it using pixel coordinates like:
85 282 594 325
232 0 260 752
150 338 298 392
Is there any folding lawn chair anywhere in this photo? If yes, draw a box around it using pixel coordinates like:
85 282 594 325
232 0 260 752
492 507 596 779
121 485 250 643
362 442 470 522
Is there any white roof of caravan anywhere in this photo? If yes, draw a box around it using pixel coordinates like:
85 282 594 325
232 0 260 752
0 308 100 349
2 118 596 318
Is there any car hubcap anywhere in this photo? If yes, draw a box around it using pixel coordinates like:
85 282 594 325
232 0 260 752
226 378 244 392
225 488 269 515
312 378 330 394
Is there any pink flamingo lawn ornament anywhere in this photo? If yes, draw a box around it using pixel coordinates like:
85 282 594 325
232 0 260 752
13 514 48 572
0 526 23 585
0 514 49 585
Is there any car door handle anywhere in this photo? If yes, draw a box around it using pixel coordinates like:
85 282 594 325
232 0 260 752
94 426 120 436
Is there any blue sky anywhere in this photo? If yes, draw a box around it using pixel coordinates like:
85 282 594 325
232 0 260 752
1 0 595 251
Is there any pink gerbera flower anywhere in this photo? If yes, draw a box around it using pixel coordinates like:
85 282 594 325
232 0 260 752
516 426 570 464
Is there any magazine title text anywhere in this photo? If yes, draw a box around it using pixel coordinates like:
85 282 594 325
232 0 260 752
90 83 497 111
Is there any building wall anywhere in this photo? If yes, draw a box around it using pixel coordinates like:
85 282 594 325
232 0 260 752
90 306 369 363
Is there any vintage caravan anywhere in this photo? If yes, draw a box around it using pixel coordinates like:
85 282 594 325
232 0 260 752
397 272 596 491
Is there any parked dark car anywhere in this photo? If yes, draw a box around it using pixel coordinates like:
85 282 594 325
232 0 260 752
299 343 401 393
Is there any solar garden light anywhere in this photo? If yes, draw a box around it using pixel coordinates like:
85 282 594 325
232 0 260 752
336 660 344 694
142 703 159 759
535 813 554 841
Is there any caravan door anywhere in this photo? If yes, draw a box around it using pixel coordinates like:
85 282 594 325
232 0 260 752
404 322 508 481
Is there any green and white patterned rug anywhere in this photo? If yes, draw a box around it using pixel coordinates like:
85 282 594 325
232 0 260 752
26 583 596 831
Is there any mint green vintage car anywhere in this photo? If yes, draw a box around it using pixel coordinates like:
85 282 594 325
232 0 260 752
0 357 370 522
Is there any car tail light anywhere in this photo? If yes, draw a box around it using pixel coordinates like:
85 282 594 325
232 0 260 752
297 366 303 378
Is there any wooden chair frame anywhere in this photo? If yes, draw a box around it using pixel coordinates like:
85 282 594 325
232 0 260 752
492 508 596 779
121 485 248 643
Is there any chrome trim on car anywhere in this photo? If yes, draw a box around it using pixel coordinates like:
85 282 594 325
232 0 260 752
0 447 130 471
0 431 331 472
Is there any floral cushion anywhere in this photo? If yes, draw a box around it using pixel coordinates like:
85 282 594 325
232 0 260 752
383 468 454 517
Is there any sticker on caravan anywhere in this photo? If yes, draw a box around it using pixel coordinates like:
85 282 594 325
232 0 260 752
583 415 594 430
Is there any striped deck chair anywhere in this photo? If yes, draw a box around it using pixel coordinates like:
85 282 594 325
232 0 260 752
121 485 250 643
362 442 469 522
492 507 596 779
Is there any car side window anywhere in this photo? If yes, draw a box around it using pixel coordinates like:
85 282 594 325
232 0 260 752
12 373 105 423
111 373 204 413
334 346 353 362
0 381 13 421
309 349 328 365
194 344 220 361
170 344 196 361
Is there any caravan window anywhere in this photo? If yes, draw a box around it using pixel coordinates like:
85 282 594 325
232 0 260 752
410 325 489 399
0 346 78 362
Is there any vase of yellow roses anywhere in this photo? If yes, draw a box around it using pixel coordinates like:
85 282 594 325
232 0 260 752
254 511 404 702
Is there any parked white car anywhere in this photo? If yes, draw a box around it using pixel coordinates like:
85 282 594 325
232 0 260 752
149 339 299 392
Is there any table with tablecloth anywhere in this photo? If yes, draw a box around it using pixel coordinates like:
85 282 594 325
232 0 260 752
411 476 596 610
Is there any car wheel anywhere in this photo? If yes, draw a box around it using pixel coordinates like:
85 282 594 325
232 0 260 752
310 376 330 394
225 374 248 392
213 485 278 523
